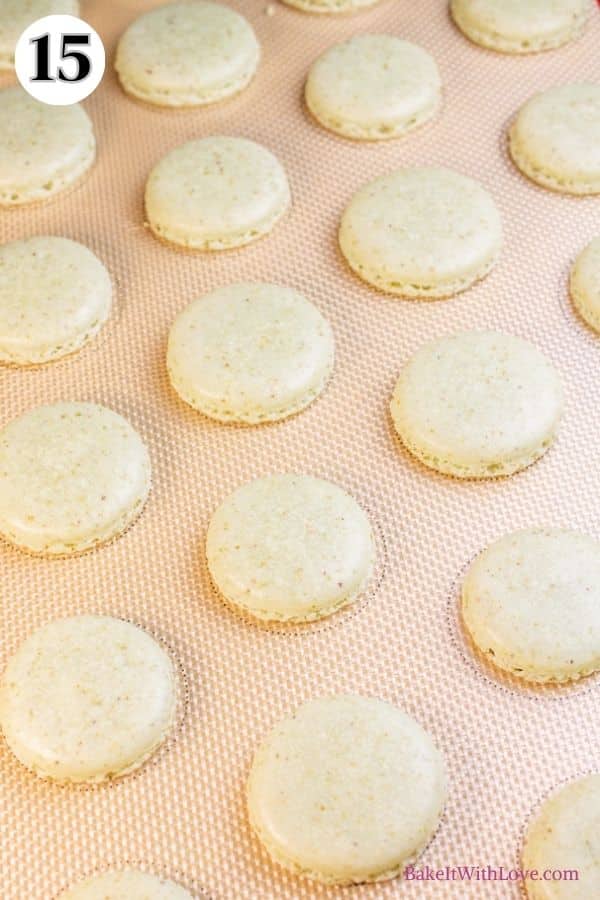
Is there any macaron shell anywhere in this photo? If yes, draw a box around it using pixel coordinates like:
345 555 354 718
206 474 374 622
145 136 291 250
509 82 600 194
0 87 95 206
305 35 441 140
339 167 502 298
462 529 600 682
522 775 600 899
451 0 590 54
0 616 176 783
247 695 447 884
0 236 112 366
390 331 563 478
0 402 151 555
570 236 600 331
115 1 260 107
167 282 334 423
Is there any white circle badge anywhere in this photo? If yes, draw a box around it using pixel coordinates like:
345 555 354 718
15 15 105 106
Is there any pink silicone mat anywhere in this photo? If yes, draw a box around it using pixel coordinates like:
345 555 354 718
1 1 599 897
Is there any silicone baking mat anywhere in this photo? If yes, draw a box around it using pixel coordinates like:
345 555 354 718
1 1 599 897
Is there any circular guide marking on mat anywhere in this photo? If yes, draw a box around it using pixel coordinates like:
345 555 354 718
446 553 600 702
15 14 105 105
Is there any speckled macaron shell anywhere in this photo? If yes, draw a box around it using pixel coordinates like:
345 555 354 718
390 331 564 478
115 1 260 108
570 236 600 332
0 0 80 70
522 775 600 899
247 695 448 885
509 83 600 194
0 402 151 555
450 0 590 54
338 167 502 298
0 236 112 366
0 87 95 206
206 474 374 622
462 529 600 683
59 870 193 899
145 136 291 250
305 35 441 140
281 0 381 13
167 282 334 423
0 616 176 783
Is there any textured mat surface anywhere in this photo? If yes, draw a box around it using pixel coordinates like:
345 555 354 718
1 1 599 897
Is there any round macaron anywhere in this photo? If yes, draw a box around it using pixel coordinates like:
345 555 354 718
0 0 80 70
509 82 600 195
58 871 193 899
145 136 291 250
0 236 112 366
282 0 381 12
206 474 374 622
450 0 590 54
305 34 441 140
0 87 95 206
338 167 502 298
0 616 176 783
167 282 334 423
462 529 600 683
247 695 447 884
115 1 260 108
0 402 151 556
570 236 600 332
390 331 564 478
522 775 600 899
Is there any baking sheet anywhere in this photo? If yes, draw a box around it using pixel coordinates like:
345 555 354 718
1 1 600 897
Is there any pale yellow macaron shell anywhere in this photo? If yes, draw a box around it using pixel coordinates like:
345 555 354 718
450 0 590 54
509 82 600 195
145 136 291 250
247 695 447 884
0 236 112 366
339 167 502 298
282 0 381 13
206 474 374 622
305 35 441 140
59 870 193 899
0 0 80 70
0 616 176 783
390 331 563 478
0 87 95 206
116 1 260 108
462 529 600 683
570 236 600 332
522 775 600 899
0 402 151 555
167 282 334 423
